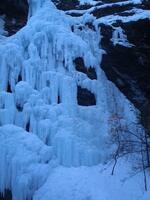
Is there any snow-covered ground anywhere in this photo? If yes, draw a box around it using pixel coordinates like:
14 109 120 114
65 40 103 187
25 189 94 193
0 0 149 199
34 161 150 200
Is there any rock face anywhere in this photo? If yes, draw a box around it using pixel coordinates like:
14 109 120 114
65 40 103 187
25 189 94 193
0 190 12 200
54 0 150 116
1 0 149 113
101 19 150 108
0 0 28 35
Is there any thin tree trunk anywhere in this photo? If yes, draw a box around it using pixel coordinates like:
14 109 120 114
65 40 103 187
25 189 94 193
141 143 147 191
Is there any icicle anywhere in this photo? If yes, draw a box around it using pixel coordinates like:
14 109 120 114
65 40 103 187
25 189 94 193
0 125 52 200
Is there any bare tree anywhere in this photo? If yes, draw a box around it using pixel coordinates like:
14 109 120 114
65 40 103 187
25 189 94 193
109 106 150 190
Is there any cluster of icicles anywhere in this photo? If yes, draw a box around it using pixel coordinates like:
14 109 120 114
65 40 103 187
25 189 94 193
0 0 138 199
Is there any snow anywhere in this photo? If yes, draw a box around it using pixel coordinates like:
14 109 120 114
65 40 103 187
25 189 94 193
34 160 150 200
95 9 150 25
0 125 52 200
66 0 143 15
80 0 99 6
79 0 142 5
0 0 149 199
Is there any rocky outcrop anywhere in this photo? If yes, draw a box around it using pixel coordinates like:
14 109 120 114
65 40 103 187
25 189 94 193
0 0 28 36
101 19 150 110
0 190 12 200
54 0 150 116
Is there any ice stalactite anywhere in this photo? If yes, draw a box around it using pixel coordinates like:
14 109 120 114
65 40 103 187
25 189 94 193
0 125 52 200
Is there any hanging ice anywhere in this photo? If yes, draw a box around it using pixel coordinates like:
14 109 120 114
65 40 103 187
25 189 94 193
111 26 134 47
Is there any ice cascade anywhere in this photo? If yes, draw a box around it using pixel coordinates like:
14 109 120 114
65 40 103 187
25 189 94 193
0 0 139 199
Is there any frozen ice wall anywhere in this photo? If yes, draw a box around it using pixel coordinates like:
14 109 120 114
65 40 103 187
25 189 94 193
0 0 138 167
0 0 140 199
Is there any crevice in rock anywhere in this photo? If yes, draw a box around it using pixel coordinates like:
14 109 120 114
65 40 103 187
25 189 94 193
92 4 133 18
74 57 97 80
52 0 79 10
101 19 150 111
0 190 12 200
7 82 12 93
77 86 96 106
0 0 28 36
26 121 30 132
58 95 61 104
16 104 23 112
18 74 22 83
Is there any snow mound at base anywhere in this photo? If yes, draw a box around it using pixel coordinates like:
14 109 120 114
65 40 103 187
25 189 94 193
34 162 149 200
0 125 52 200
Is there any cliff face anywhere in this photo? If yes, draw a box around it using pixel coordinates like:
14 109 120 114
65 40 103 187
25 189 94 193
1 0 149 112
101 19 150 109
0 1 149 200
0 0 28 35
53 0 150 116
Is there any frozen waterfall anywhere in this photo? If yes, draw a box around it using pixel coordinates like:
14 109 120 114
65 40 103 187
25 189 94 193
0 0 139 200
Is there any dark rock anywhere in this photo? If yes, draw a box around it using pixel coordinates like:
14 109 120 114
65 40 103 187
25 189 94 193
16 104 23 112
92 4 133 18
26 121 30 132
0 0 28 36
7 82 12 93
77 86 96 106
53 0 150 113
0 190 12 200
0 0 28 16
18 74 22 83
74 57 97 80
52 0 79 10
52 0 93 10
142 0 150 9
101 19 150 110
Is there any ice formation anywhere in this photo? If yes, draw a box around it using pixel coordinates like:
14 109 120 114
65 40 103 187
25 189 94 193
80 0 98 6
0 0 141 199
0 16 4 35
0 125 52 200
111 27 134 48
0 15 7 36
